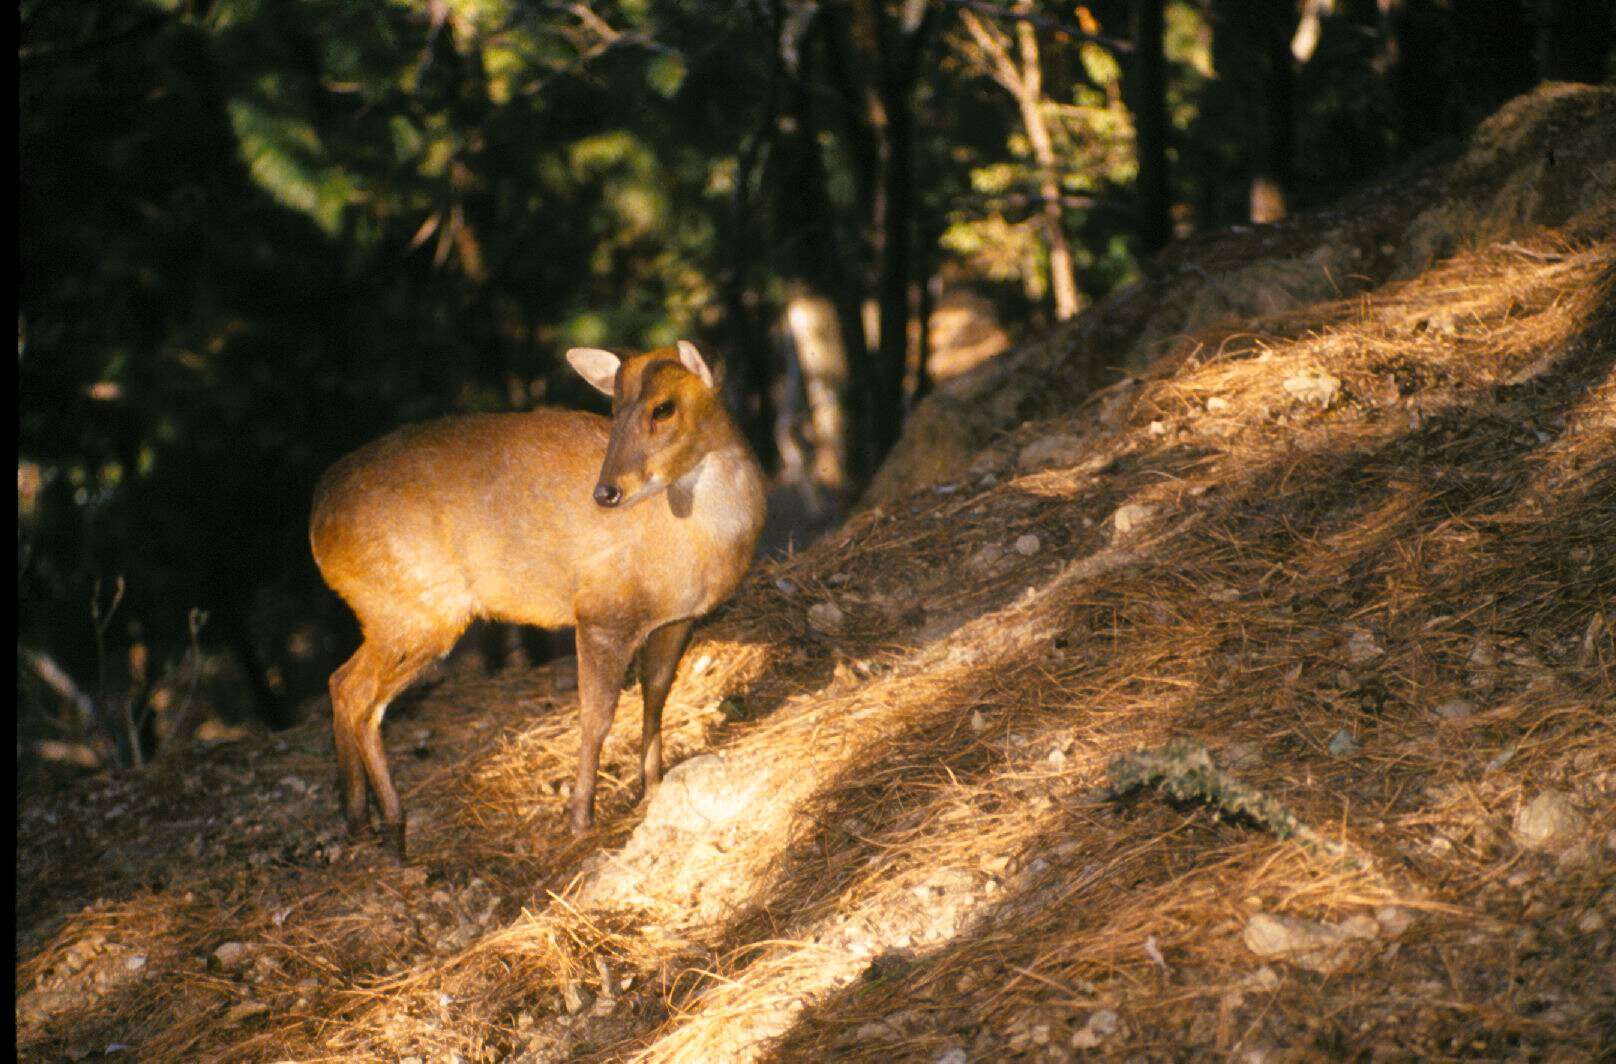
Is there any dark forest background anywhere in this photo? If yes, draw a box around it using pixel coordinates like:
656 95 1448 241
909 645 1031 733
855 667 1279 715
17 0 1613 771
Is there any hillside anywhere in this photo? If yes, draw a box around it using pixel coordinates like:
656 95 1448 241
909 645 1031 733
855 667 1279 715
16 84 1615 1062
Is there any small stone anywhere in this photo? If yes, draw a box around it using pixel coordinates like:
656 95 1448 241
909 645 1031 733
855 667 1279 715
970 710 988 733
1013 534 1041 556
1345 629 1383 663
1148 420 1168 436
1327 730 1358 757
1112 503 1156 538
1514 791 1586 849
808 601 845 634
124 954 147 972
1243 913 1358 973
1018 434 1085 470
1246 965 1281 991
934 1048 968 1064
1283 373 1341 407
1576 911 1606 934
1047 747 1067 767
1087 1009 1119 1036
1374 906 1415 937
969 543 1005 571
211 942 252 970
1468 642 1498 668
1485 745 1516 773
1435 698 1475 720
1206 396 1231 412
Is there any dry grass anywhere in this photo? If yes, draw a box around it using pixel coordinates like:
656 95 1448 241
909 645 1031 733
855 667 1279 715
17 190 1616 1064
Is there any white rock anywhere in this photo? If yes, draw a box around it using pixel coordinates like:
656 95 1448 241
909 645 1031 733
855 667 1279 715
1282 373 1341 407
1345 629 1383 663
934 1049 968 1064
1014 534 1041 556
1112 503 1156 538
1206 396 1231 412
638 753 769 834
808 601 845 634
1374 906 1415 937
1243 913 1364 973
212 942 252 969
1435 698 1475 720
1070 1008 1119 1049
1514 791 1586 849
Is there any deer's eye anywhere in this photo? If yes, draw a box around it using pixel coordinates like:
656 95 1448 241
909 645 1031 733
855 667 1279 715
651 399 676 422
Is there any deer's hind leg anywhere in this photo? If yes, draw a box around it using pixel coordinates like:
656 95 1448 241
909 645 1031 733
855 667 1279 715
330 632 454 857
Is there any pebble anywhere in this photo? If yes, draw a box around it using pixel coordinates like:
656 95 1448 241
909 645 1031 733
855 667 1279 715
1374 906 1415 937
808 601 845 634
1434 698 1475 720
1243 912 1374 974
1345 629 1383 663
1514 791 1586 849
1112 503 1156 538
1071 1008 1120 1048
1327 730 1358 757
1013 534 1041 556
1282 373 1341 407
211 942 252 969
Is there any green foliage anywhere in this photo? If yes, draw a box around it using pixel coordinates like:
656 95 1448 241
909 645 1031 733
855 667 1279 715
18 0 1587 734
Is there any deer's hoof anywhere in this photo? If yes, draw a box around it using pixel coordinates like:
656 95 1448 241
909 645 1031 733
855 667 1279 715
382 818 407 860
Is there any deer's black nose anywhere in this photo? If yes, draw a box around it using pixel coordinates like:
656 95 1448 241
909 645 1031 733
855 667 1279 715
593 483 622 508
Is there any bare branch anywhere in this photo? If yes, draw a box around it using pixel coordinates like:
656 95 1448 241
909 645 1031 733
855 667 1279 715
958 9 1023 96
939 0 1133 55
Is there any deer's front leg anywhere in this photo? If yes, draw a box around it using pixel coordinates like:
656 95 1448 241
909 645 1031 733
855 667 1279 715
571 620 636 835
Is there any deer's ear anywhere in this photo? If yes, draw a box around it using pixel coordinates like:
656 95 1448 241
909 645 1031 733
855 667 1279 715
676 340 715 389
566 347 621 397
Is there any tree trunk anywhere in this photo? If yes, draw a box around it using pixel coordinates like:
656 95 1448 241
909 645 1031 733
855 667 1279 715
1012 3 1081 321
1251 0 1295 224
1538 0 1614 83
776 5 875 485
839 0 932 463
721 0 786 473
1130 0 1172 254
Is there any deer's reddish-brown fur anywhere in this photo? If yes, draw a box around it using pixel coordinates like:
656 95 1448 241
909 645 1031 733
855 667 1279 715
310 342 765 856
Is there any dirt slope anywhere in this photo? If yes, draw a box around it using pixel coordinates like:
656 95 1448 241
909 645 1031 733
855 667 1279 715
16 84 1616 1063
